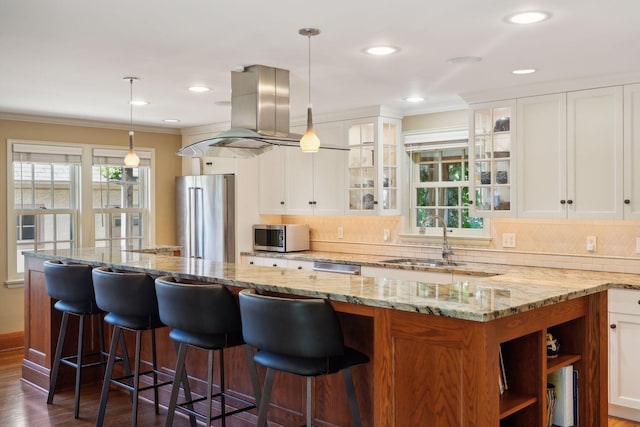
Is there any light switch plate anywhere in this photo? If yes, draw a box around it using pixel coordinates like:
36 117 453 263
337 227 344 239
502 233 516 248
586 235 597 252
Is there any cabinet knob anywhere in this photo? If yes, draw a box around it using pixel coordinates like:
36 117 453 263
469 200 474 205
308 201 313 205
280 201 285 205
625 199 631 204
560 200 566 205
249 261 254 265
373 201 378 205
297 266 303 270
567 200 573 205
272 263 277 267
610 324 617 329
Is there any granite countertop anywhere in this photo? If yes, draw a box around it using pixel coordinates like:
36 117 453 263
25 248 640 322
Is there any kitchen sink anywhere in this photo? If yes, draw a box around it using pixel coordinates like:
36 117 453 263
380 258 461 268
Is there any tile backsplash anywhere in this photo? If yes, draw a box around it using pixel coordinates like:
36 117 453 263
260 215 640 274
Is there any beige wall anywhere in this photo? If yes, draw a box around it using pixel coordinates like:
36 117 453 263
1 118 182 334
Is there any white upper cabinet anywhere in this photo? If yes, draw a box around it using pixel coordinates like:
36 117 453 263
567 86 623 219
258 121 346 215
516 87 624 219
624 83 640 220
286 121 346 215
258 145 287 214
345 116 402 215
516 93 567 218
469 100 516 217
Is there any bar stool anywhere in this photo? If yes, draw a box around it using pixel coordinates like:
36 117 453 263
238 289 370 427
155 276 262 427
92 267 180 427
44 259 109 419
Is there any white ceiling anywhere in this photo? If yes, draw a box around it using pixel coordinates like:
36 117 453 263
1 0 639 130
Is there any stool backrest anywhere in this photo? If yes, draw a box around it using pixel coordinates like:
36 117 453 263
92 266 158 318
238 289 344 358
155 276 241 335
44 260 95 304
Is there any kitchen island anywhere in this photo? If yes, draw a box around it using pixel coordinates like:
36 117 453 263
23 248 639 426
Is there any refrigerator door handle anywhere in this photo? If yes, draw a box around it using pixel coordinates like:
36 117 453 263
194 187 204 258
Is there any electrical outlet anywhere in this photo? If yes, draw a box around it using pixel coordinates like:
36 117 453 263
337 227 344 239
383 229 390 242
636 237 640 253
502 233 516 248
586 235 597 252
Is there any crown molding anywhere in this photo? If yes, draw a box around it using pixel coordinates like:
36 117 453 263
460 72 640 105
0 112 181 134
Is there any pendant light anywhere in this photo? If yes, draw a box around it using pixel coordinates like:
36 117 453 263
123 76 140 167
298 28 320 153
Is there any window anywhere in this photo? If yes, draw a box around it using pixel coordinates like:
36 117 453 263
92 148 151 251
7 141 154 283
406 138 488 238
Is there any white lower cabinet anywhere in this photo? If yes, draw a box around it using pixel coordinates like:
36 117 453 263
609 289 640 421
244 255 313 271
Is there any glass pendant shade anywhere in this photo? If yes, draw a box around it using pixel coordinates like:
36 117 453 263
300 105 320 152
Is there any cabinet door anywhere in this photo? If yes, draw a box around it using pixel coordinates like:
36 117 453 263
285 147 315 214
469 100 516 217
346 119 377 214
258 147 286 214
313 121 346 215
567 86 623 219
624 83 640 220
516 93 567 218
609 311 640 410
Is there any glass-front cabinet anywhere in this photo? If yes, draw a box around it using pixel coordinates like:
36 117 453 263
346 116 401 215
469 101 516 217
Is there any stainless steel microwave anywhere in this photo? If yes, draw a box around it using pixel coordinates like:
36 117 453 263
253 224 309 252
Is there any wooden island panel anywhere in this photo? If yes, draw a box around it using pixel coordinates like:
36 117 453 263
22 253 608 426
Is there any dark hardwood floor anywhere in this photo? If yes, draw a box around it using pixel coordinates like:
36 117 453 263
0 348 194 426
1 348 639 426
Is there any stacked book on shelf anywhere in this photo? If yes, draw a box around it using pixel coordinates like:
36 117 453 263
547 365 578 426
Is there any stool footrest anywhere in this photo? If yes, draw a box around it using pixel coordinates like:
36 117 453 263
110 369 173 393
176 392 256 422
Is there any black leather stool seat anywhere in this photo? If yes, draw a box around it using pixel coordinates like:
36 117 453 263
92 267 189 427
44 259 109 419
155 276 261 427
238 289 370 427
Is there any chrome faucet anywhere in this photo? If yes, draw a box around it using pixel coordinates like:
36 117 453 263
419 215 453 263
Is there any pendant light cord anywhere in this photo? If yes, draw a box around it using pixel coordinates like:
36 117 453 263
129 78 134 149
307 34 311 106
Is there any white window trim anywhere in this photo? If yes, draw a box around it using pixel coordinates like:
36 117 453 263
400 129 490 242
6 139 156 284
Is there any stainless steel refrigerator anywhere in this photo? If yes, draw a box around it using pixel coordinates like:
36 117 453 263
175 174 235 262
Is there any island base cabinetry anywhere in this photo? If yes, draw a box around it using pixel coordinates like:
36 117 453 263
22 254 607 426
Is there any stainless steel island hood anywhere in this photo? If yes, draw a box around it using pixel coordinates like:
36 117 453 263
177 64 347 158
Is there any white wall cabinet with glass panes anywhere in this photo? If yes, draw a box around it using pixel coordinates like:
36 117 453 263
468 100 516 217
408 141 486 237
345 116 402 215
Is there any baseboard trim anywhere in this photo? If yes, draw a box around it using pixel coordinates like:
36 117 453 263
0 331 24 352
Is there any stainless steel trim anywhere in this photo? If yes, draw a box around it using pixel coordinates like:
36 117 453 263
312 261 361 275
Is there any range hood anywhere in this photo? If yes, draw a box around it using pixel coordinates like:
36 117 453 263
177 64 346 158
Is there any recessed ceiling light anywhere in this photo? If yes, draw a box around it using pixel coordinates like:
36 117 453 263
512 68 537 75
404 96 425 103
447 56 482 64
504 11 552 24
130 100 148 106
188 86 211 93
365 46 399 56
163 119 181 123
